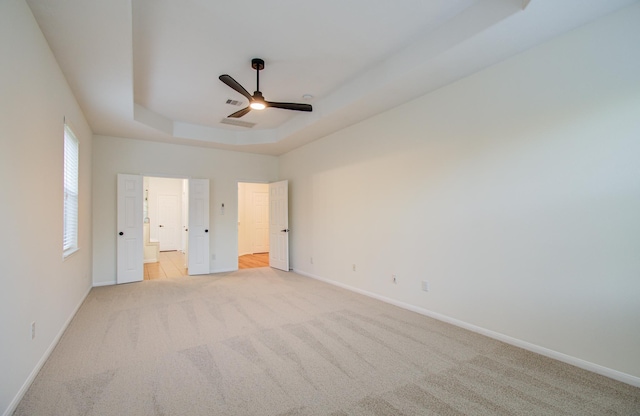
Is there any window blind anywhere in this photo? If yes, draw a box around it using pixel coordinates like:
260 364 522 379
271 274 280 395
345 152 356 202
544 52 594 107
63 124 79 255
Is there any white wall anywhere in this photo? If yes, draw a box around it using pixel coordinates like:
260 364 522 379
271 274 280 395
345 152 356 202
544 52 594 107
0 1 93 414
92 136 278 285
279 4 640 382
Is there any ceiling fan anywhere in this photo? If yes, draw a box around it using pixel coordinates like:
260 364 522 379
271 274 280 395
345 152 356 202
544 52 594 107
219 58 312 118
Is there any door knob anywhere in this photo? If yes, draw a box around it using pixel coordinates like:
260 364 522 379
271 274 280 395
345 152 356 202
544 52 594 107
281 229 290 233
119 232 124 236
159 225 164 227
205 229 209 233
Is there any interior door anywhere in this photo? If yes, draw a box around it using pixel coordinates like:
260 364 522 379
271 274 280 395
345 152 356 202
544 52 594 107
188 178 210 275
158 194 179 251
252 190 269 253
269 180 289 271
117 174 143 284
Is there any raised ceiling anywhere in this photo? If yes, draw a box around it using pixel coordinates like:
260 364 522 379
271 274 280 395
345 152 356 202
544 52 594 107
26 0 638 155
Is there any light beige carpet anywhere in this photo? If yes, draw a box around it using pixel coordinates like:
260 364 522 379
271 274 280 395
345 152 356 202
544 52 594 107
14 268 640 415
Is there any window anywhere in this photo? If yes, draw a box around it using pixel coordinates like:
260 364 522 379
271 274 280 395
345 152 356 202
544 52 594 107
63 124 79 257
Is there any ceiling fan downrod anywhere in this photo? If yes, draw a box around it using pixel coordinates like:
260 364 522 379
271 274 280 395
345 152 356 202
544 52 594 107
251 58 264 93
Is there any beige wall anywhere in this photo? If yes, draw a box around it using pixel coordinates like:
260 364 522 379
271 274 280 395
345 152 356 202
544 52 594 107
92 136 278 285
0 0 93 413
279 4 640 381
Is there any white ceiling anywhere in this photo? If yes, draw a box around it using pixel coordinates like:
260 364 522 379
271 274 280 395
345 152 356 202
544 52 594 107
26 0 638 156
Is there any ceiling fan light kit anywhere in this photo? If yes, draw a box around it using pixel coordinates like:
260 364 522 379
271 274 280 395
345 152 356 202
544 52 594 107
219 58 312 118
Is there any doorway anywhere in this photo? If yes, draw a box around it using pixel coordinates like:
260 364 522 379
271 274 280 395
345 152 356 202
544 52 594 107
117 174 211 284
238 182 269 269
143 176 188 278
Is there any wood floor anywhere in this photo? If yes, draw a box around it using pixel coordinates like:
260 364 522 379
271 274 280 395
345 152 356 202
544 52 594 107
239 252 269 269
144 251 188 280
144 251 269 279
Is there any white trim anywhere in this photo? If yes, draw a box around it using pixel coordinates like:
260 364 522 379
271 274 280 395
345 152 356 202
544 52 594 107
141 173 190 180
62 116 79 135
3 285 92 416
237 179 270 184
211 267 237 274
295 269 640 388
143 258 158 264
92 280 116 287
62 247 80 260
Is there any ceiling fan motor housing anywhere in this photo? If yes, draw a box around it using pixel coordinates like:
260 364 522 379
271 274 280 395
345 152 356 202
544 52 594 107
251 58 265 71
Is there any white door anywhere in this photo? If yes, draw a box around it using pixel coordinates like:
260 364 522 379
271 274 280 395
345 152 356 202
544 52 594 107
269 180 289 271
158 194 180 251
252 191 269 253
188 179 210 275
181 179 189 256
117 174 143 284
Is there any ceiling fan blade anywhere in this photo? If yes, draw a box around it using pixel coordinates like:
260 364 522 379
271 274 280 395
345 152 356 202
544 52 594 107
265 101 313 112
227 106 252 118
219 74 252 101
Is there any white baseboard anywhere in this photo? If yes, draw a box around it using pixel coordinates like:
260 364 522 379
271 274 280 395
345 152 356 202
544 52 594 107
3 284 93 416
92 270 232 285
143 258 158 264
210 267 238 274
295 269 640 388
92 280 116 287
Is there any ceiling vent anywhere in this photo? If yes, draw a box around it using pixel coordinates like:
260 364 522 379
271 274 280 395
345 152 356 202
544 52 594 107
220 118 256 128
226 98 244 106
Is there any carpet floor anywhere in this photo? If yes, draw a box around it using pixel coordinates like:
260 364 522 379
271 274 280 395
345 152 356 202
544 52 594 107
14 268 640 415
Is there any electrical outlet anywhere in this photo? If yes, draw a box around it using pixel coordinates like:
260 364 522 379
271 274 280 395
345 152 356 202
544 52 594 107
31 322 36 339
310 257 313 264
352 264 356 272
392 274 397 284
211 254 216 260
422 280 430 292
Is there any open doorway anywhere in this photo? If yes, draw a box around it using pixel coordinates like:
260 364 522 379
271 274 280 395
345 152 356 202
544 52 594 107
117 174 210 284
238 182 270 269
143 176 189 279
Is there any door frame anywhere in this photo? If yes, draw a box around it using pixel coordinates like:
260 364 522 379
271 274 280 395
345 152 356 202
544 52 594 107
237 180 274 269
237 181 270 257
118 173 210 281
149 174 189 255
236 179 289 271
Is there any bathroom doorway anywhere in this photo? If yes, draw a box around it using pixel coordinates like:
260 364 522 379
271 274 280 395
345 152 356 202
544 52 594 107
143 176 189 278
